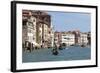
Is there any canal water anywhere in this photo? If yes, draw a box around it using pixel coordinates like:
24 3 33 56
22 46 91 63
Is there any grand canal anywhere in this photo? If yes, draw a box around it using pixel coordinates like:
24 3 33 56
22 46 91 63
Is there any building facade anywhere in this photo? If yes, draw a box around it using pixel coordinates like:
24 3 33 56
54 32 62 47
61 32 75 46
80 33 88 45
22 10 37 45
54 31 90 47
22 10 52 48
72 30 81 45
87 32 91 45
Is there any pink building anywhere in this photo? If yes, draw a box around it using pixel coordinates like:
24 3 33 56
54 32 62 46
72 30 81 45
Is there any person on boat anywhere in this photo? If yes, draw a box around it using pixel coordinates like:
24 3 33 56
52 43 59 55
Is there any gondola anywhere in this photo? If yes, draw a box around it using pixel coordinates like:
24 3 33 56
52 49 59 55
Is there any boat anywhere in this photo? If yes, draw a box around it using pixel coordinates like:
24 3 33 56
81 44 86 47
58 43 66 50
52 49 59 55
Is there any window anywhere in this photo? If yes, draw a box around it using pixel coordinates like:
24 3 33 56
33 19 36 22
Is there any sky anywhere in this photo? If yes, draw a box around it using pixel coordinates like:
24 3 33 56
47 11 91 32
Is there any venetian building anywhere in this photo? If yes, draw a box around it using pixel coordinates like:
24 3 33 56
61 32 75 46
22 10 51 48
80 33 88 45
32 11 51 48
54 32 62 47
47 26 53 48
72 30 81 45
22 10 37 45
87 32 91 45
